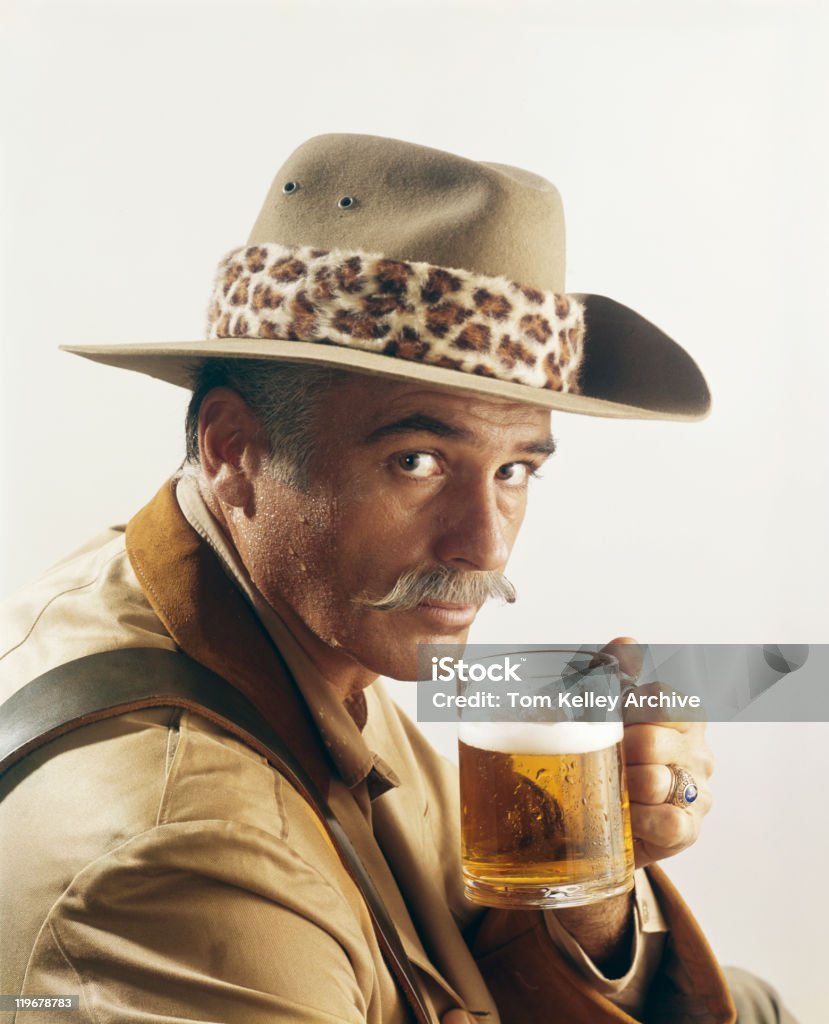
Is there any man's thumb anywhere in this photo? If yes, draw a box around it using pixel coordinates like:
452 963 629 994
441 1011 477 1024
600 636 644 683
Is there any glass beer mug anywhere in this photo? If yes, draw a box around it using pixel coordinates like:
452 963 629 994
457 648 635 909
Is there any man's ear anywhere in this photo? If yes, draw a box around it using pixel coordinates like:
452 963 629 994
198 387 267 511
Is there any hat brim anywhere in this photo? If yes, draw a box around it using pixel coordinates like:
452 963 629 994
60 294 711 422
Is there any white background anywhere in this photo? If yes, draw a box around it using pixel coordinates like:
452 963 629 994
1 1 827 1020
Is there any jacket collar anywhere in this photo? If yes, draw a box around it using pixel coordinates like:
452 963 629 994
125 477 335 797
174 471 400 801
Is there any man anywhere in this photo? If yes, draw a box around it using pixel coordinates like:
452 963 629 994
0 134 793 1022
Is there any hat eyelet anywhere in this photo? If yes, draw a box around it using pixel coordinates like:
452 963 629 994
282 180 299 195
337 195 356 210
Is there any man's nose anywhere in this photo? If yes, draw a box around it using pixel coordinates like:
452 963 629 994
432 481 511 572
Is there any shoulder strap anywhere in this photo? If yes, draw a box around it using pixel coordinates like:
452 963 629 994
0 647 435 1024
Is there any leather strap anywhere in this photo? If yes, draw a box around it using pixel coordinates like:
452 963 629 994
0 647 435 1024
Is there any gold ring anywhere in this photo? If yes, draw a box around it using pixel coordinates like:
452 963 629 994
665 764 699 808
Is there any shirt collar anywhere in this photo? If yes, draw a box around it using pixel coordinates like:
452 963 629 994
174 470 400 800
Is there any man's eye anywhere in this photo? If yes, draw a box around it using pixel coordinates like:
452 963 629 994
496 463 537 487
396 452 441 478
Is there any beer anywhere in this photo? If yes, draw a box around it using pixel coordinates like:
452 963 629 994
459 720 634 908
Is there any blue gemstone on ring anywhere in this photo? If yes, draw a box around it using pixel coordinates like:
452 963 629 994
684 784 698 804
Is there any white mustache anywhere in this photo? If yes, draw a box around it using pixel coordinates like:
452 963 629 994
354 563 517 612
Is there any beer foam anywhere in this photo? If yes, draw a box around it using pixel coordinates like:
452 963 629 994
458 720 623 755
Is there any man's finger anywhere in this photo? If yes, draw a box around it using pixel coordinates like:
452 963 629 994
626 764 713 813
630 802 699 852
626 763 674 804
623 723 688 765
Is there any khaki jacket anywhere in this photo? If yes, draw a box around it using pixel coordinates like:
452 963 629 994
0 480 736 1023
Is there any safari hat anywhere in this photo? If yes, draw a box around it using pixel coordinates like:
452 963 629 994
64 133 710 421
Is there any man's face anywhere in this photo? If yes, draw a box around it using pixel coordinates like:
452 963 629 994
239 375 555 682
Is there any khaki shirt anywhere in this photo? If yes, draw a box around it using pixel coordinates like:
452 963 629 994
0 477 736 1023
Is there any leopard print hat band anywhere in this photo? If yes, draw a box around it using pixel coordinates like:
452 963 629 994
206 243 586 394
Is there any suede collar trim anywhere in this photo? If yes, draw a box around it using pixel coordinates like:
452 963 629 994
125 478 334 798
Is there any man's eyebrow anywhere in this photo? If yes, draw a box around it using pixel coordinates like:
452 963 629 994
363 414 471 444
363 412 557 458
521 436 557 458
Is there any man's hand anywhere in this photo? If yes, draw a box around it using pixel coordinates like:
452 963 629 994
604 637 714 869
550 637 714 971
